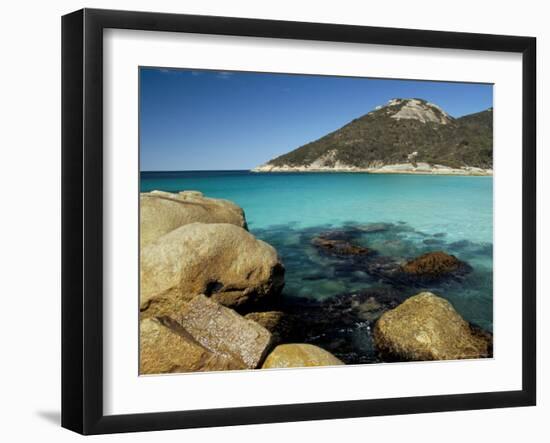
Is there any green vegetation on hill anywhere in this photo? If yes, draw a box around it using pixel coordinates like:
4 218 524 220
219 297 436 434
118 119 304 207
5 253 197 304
265 99 493 170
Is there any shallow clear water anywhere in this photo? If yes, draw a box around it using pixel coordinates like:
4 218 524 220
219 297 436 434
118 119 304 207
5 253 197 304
141 170 493 333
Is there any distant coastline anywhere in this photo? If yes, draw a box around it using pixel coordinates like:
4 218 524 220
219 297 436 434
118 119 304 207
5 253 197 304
250 99 492 177
251 162 493 176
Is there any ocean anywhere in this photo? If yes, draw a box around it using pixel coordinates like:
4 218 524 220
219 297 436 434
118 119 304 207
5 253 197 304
141 170 493 359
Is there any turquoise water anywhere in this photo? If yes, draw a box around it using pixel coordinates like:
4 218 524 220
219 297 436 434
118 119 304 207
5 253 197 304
141 171 493 332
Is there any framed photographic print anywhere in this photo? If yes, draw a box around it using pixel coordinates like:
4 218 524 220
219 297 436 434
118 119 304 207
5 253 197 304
61 8 536 435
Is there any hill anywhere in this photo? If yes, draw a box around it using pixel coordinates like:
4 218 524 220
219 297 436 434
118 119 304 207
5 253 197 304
252 98 493 175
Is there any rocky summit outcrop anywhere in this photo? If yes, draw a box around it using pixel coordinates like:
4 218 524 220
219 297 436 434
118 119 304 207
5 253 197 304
140 222 284 316
373 292 491 361
140 317 244 374
174 294 273 369
140 190 247 248
262 343 344 369
253 99 493 173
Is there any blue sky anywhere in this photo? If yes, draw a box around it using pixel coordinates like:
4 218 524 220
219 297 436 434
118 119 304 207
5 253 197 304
140 68 493 171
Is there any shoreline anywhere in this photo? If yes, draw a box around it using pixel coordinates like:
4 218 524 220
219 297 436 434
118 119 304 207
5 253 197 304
250 163 493 176
141 190 493 371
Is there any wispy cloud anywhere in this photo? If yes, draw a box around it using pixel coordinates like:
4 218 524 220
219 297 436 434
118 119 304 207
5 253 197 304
216 71 234 79
156 68 193 76
155 68 234 79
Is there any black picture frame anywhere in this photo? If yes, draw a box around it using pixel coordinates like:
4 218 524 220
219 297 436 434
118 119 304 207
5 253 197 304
61 8 537 435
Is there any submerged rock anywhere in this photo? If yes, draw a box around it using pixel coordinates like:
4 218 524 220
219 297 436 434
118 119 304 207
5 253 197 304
327 286 407 320
174 294 273 369
262 343 344 369
422 238 443 245
311 230 371 258
355 297 384 322
401 251 469 279
357 222 393 233
365 255 404 281
350 287 409 322
373 292 492 361
140 190 247 247
449 240 493 257
312 237 371 256
140 222 285 316
278 287 407 364
139 317 244 374
366 251 471 285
